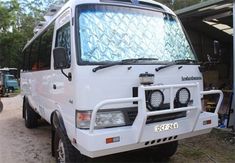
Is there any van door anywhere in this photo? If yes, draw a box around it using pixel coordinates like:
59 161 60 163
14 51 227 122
51 9 74 136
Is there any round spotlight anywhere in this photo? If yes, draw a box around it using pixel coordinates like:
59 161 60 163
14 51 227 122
147 90 164 111
176 88 190 106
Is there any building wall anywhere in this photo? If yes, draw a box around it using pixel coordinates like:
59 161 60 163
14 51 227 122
184 26 233 88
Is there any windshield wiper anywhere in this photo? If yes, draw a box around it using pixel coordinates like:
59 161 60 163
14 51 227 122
155 59 198 72
92 58 158 72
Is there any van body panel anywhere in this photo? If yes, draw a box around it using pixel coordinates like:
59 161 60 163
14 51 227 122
20 0 223 159
74 65 203 110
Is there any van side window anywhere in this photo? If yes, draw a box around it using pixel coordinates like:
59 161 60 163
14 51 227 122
22 23 54 72
23 47 30 71
30 39 40 71
38 25 54 70
55 23 71 68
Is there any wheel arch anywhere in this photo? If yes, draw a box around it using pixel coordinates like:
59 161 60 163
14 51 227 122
50 110 67 156
51 110 67 133
22 96 27 119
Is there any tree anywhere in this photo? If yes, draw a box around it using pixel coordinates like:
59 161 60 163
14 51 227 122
0 0 68 70
0 0 20 67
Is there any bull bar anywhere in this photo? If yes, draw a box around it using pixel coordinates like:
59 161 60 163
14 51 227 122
89 83 223 143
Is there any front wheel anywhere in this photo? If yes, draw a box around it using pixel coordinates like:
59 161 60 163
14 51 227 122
149 141 178 161
0 100 3 112
54 128 87 163
24 99 38 128
8 87 14 93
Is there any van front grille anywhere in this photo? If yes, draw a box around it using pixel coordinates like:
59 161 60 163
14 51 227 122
126 108 186 125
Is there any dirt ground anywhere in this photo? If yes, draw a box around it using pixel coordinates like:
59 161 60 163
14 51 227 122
0 95 234 163
0 95 55 163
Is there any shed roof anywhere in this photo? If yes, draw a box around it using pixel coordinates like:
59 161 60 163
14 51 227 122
176 0 233 43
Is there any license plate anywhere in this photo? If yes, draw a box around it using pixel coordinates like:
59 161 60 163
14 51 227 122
154 122 179 132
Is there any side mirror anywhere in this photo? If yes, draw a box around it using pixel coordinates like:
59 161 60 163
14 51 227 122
53 47 68 69
53 47 72 81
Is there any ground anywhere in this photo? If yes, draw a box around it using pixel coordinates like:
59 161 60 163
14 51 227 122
0 95 234 163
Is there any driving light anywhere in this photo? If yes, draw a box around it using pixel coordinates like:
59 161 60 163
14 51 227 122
147 90 164 111
139 72 154 85
76 110 126 129
176 88 190 106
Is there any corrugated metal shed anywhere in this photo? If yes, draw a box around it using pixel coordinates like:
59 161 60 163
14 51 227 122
176 0 234 129
176 0 232 43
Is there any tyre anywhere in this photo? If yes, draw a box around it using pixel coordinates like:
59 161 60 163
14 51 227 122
2 87 6 96
54 128 87 163
0 100 3 112
11 87 15 93
149 141 178 161
24 99 38 128
8 87 14 93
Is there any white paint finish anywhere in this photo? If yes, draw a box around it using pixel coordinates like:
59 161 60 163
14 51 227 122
74 65 203 110
74 112 217 158
20 0 223 158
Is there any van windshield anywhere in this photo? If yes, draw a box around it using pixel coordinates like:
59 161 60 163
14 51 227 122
76 4 196 64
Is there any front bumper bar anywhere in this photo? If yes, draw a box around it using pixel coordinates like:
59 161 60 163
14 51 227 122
76 83 223 157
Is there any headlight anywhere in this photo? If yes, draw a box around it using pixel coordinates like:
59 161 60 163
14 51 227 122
96 111 125 128
175 88 190 106
76 110 126 129
147 90 164 111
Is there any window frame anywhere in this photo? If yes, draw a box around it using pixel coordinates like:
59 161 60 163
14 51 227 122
22 23 55 72
54 22 71 69
75 4 198 66
38 25 54 71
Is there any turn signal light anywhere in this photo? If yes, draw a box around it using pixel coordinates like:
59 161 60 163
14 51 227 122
106 136 120 144
203 119 212 125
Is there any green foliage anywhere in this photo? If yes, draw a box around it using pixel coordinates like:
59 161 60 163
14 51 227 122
0 0 21 68
0 0 67 70
0 0 19 32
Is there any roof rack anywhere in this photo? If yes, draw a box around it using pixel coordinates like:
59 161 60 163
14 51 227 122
33 21 47 34
33 4 63 35
44 4 63 21
100 0 165 11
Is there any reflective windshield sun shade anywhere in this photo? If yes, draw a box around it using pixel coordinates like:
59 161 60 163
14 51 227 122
76 5 195 63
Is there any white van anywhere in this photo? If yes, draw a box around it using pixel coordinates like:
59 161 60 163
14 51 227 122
21 0 223 162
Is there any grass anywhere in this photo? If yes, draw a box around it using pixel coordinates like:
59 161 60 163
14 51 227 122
2 89 21 97
177 128 235 162
179 144 204 159
14 89 21 94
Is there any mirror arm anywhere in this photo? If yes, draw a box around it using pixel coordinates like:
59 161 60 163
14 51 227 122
61 69 72 81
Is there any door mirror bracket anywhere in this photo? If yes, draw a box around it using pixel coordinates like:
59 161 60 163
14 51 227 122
53 47 72 81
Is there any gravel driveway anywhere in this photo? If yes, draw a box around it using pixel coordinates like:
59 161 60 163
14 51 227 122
0 95 234 163
0 95 54 163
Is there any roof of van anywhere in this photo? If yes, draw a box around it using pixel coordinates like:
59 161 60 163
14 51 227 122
23 0 175 50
